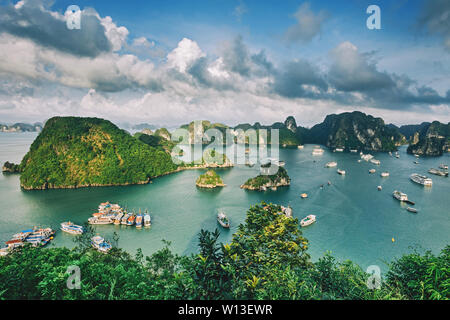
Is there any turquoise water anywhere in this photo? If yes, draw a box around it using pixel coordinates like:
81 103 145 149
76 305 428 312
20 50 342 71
0 132 449 272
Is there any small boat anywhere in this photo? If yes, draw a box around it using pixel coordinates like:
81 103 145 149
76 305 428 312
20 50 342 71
361 154 373 161
88 216 113 225
127 214 136 226
395 152 400 158
414 160 419 164
369 169 376 174
121 213 129 225
389 151 392 156
370 159 381 165
325 161 337 168
377 186 382 191
300 215 316 227
335 148 344 152
415 154 420 158
114 212 123 225
327 180 331 185
91 236 112 253
337 169 346 175
439 164 448 170
406 207 418 213
144 212 151 227
428 168 448 177
312 147 324 155
393 190 408 202
380 171 389 177
350 149 358 153
135 212 143 228
410 173 432 186
217 211 230 228
61 222 84 235
300 193 308 198
297 145 304 149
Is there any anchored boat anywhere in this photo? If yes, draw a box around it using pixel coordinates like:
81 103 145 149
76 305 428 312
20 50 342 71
325 161 337 168
300 215 316 227
410 173 432 186
144 211 151 227
61 222 84 235
406 207 418 213
393 190 408 202
91 236 112 253
428 168 448 177
337 169 346 175
381 171 389 177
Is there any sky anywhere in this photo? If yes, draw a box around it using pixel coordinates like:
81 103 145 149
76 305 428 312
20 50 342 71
0 0 449 127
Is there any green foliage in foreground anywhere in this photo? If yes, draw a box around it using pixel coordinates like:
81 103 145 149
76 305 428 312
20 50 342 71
0 202 448 300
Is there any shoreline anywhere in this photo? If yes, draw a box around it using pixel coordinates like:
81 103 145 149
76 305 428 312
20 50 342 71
19 163 234 191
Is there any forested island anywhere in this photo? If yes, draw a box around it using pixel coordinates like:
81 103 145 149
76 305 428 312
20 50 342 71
241 165 290 191
17 117 178 190
196 170 225 188
0 202 447 300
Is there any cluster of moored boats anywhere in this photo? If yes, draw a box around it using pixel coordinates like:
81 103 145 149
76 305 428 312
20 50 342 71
88 202 152 228
0 227 56 256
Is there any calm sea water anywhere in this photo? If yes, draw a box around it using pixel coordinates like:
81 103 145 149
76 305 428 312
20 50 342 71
0 132 449 272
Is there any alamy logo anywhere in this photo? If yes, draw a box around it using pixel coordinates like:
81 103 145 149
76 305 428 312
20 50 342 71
366 265 381 289
65 5 81 30
66 265 81 289
366 5 381 30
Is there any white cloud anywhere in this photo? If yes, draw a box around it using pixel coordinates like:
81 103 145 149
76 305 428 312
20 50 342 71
167 38 205 73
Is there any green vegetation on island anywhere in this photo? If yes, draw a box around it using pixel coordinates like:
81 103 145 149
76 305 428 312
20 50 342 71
18 117 177 190
304 111 405 151
407 121 450 156
241 165 290 191
196 170 225 188
0 202 448 300
2 161 20 173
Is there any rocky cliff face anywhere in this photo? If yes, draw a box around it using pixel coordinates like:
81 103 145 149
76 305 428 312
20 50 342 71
305 111 404 151
407 121 450 156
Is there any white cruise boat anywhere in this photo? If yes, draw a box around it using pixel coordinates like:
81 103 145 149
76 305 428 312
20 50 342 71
370 159 381 165
88 216 113 225
410 173 432 186
369 169 376 174
381 172 389 177
91 236 112 253
393 190 408 201
335 148 344 152
337 169 346 175
350 149 358 153
361 154 374 161
61 222 84 235
312 147 324 155
325 161 337 168
300 215 316 227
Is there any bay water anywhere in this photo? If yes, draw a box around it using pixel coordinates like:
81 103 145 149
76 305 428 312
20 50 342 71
0 132 449 273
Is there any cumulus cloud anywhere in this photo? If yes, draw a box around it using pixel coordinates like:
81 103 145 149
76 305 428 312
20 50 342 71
0 1 448 126
418 0 450 51
167 38 205 73
328 41 394 92
273 59 327 98
284 2 328 43
0 0 113 57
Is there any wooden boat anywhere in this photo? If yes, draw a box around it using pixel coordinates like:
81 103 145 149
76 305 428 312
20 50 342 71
406 207 418 213
217 212 230 228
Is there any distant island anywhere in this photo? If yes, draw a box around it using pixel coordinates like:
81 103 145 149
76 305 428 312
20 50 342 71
406 121 450 156
196 170 225 188
241 165 290 191
0 122 43 133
